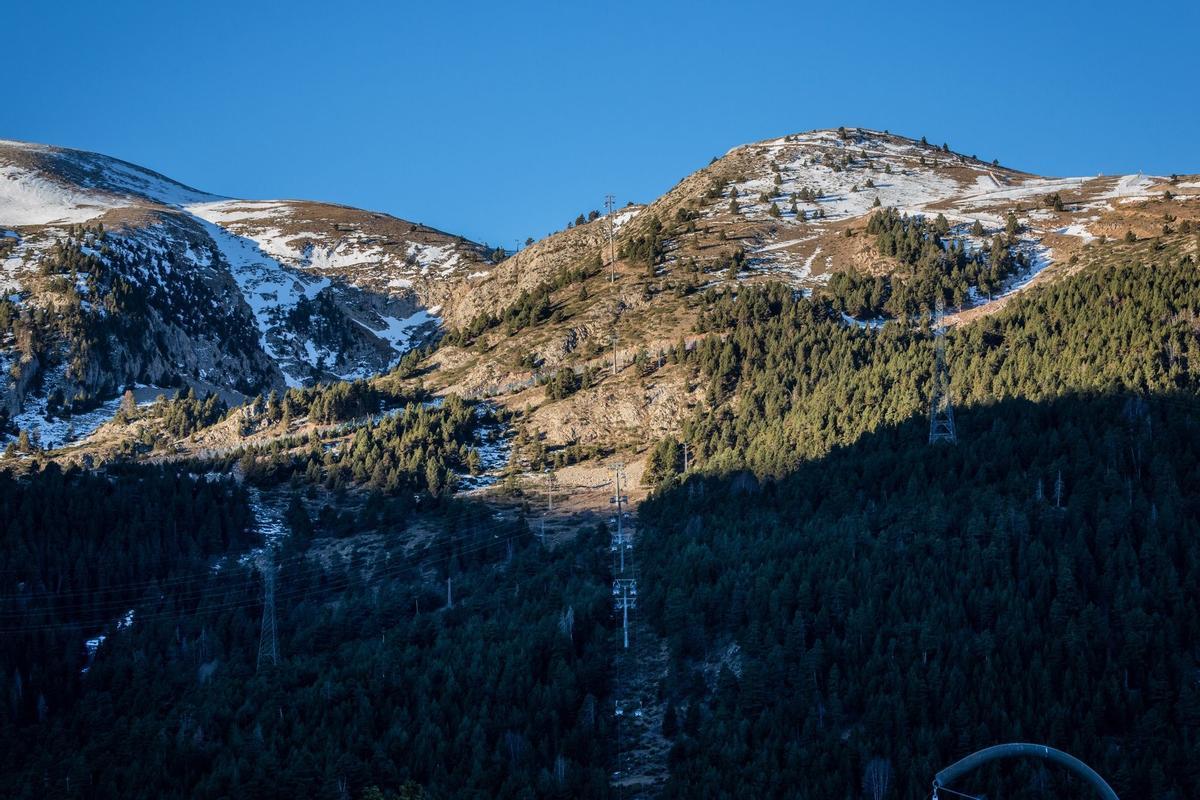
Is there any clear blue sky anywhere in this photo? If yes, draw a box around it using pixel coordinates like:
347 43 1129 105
5 0 1197 247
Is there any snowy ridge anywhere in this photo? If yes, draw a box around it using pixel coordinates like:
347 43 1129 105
0 138 219 219
715 128 1178 297
0 138 494 426
0 163 123 226
187 199 483 283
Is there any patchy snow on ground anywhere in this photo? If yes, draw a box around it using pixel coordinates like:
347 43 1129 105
995 241 1053 300
728 147 966 225
455 403 514 493
840 312 888 330
81 608 135 674
403 241 460 276
0 164 121 226
0 231 35 293
1057 222 1097 242
1104 172 1157 201
185 210 330 384
243 487 289 562
609 206 643 233
955 175 1088 209
183 200 295 224
189 199 475 286
237 225 389 275
748 236 825 282
353 307 440 355
0 139 220 226
710 131 1171 315
68 152 219 207
5 384 166 450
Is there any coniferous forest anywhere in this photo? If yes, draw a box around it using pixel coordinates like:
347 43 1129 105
641 392 1199 799
638 243 1200 798
0 468 614 799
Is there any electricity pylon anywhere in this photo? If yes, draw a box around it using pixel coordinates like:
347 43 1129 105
928 299 957 445
605 194 617 284
610 464 629 573
613 578 637 649
256 555 278 671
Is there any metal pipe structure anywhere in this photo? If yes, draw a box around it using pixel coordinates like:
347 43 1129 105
933 743 1119 800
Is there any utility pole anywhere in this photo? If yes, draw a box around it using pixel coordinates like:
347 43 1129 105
928 298 957 445
611 332 619 377
256 555 278 672
683 442 690 473
605 194 616 284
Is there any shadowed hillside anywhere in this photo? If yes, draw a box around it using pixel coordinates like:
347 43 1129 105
639 391 1200 799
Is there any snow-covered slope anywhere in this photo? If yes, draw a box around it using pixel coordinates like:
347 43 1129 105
608 127 1196 306
0 138 495 440
0 138 220 215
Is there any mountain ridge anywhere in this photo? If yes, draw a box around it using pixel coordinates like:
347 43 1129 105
2 128 1197 452
0 138 498 443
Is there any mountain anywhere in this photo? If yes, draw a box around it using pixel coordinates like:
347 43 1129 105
445 126 1187 328
0 138 495 443
3 127 1200 800
2 128 1195 455
418 127 1197 473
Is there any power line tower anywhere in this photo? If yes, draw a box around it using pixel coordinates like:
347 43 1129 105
605 194 617 284
256 555 278 672
610 463 630 573
540 468 558 546
928 298 957 445
613 578 637 649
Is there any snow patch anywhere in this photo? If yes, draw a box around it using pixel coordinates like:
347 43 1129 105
0 165 121 226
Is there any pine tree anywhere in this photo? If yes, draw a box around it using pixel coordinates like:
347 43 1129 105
662 702 679 738
1006 211 1022 236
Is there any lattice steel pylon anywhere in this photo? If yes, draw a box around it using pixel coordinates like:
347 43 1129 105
256 556 278 671
928 299 957 445
605 194 617 284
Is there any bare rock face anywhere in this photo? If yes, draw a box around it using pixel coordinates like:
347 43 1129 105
528 368 697 448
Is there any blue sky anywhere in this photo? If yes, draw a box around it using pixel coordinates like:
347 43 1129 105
5 0 1197 246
